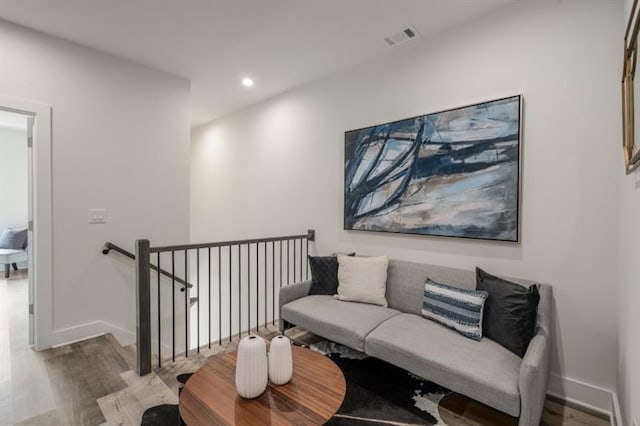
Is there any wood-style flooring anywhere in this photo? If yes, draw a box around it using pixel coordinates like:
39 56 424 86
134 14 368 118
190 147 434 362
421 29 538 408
1 276 610 426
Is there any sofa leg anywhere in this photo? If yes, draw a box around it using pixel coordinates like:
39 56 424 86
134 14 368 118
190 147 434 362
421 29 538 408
4 264 9 279
12 263 18 271
281 320 291 333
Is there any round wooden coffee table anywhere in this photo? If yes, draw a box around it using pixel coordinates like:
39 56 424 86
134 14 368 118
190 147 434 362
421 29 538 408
179 345 346 425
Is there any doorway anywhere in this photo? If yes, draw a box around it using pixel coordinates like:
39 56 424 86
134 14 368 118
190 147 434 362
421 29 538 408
0 110 34 345
0 94 52 351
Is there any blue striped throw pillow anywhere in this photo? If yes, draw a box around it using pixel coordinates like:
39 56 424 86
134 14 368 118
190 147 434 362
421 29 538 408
422 278 489 341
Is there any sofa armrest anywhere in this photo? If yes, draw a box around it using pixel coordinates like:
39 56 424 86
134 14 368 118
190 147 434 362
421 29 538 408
517 332 550 426
518 284 553 426
278 280 311 331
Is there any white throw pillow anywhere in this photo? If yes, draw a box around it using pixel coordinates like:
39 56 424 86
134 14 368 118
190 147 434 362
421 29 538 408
334 255 388 307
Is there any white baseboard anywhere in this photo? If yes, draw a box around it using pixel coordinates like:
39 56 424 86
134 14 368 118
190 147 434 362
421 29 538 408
50 321 136 348
611 392 623 426
49 321 176 355
548 372 613 418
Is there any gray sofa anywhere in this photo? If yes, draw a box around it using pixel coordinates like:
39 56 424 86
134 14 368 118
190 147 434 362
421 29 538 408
279 259 552 426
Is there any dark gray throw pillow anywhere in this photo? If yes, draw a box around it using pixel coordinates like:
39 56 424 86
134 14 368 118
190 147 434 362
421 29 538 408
0 228 28 250
308 253 356 296
476 267 540 358
308 256 340 295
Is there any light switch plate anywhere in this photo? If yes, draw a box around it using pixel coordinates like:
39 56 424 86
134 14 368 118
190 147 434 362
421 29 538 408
88 208 107 224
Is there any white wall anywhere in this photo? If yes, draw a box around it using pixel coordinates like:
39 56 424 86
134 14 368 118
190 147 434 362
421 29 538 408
0 126 28 245
617 169 639 426
191 0 622 412
0 20 191 347
617 3 640 425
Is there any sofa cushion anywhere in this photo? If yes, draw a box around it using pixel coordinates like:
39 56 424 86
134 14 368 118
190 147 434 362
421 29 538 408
281 295 400 351
365 313 522 417
385 260 539 317
385 260 477 315
0 249 28 264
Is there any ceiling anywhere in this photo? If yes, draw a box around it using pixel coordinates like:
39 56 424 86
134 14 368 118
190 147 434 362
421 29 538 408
0 0 515 127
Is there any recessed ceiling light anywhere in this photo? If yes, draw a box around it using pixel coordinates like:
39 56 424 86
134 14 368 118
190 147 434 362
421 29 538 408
242 77 254 87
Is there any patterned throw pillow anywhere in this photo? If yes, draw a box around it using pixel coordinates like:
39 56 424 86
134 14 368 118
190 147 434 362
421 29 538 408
308 256 340 295
422 278 489 341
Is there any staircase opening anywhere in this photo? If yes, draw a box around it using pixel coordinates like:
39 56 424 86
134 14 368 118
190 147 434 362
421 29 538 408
103 229 315 375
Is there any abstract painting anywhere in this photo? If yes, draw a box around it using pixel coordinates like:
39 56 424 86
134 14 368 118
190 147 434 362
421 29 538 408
344 95 521 242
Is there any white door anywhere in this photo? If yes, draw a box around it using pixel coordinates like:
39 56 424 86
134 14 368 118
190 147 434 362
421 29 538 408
26 115 35 346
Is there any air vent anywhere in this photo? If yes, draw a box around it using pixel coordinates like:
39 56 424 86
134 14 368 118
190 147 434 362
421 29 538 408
384 26 419 47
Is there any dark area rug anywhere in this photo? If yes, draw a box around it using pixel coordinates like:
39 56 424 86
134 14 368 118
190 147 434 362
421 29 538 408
326 354 450 425
142 346 452 425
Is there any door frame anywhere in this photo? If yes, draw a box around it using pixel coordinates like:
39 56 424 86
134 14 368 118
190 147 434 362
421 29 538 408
0 94 52 351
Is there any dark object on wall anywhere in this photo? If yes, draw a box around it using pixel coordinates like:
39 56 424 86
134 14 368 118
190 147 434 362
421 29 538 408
622 0 640 174
344 95 522 242
475 267 540 357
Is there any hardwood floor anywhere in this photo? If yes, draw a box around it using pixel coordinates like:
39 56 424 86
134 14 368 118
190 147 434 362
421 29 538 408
438 393 610 426
1 276 610 426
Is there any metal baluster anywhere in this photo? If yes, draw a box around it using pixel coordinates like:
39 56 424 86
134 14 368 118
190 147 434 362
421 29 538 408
280 241 283 288
299 238 302 282
157 252 161 368
172 251 175 362
184 249 188 358
287 240 290 284
293 239 297 284
306 239 309 279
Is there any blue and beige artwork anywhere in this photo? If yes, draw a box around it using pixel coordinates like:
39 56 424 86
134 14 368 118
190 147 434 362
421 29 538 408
344 95 521 242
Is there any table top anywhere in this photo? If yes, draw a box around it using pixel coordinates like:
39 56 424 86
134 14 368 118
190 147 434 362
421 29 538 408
179 345 346 425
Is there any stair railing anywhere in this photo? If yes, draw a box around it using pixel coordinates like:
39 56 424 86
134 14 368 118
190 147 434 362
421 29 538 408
132 229 315 375
103 242 191 291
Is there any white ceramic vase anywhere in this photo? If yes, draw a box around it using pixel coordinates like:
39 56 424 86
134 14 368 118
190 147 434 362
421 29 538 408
268 335 293 385
235 335 268 399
